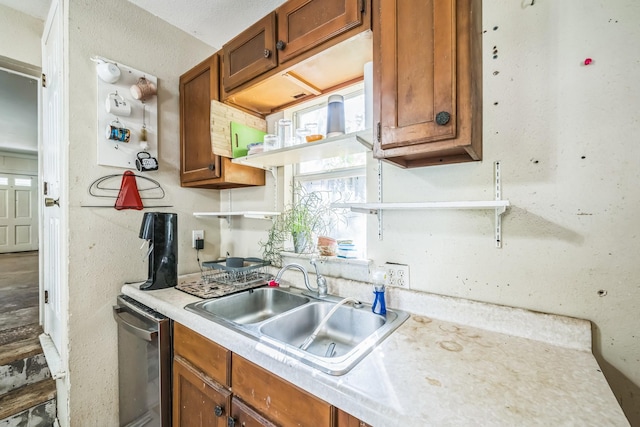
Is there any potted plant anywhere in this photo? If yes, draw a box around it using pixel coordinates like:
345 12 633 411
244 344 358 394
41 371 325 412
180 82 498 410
260 183 342 266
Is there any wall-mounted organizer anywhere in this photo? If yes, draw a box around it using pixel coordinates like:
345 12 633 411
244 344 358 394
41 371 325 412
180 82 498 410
93 56 158 169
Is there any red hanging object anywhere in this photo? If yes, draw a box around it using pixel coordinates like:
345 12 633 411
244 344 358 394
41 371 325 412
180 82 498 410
115 170 144 210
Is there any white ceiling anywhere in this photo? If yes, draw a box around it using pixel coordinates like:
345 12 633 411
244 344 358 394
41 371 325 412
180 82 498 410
0 0 288 49
126 0 287 49
0 0 50 20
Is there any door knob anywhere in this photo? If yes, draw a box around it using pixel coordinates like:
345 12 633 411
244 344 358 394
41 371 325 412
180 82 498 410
276 40 286 51
45 197 60 207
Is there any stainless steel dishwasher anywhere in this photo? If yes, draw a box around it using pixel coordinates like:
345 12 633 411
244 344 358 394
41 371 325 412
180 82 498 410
113 294 171 427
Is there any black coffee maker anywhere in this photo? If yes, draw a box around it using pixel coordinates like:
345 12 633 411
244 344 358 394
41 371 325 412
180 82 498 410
139 212 178 290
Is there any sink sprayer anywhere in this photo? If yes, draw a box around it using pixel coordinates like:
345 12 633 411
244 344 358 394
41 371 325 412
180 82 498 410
299 297 361 351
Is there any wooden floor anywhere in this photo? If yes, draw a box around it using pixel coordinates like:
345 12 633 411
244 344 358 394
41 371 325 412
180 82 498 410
0 251 40 345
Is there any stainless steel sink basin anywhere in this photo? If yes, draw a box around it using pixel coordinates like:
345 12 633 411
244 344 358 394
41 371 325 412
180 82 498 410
259 302 386 357
185 287 409 375
186 288 309 324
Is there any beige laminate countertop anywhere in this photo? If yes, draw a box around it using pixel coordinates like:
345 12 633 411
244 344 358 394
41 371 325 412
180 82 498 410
122 275 628 426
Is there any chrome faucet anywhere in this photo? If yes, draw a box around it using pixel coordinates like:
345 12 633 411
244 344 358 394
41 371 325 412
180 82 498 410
309 258 327 298
273 259 327 298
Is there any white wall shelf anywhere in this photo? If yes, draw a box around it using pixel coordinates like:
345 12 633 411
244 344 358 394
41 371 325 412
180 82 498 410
230 130 372 170
332 161 510 247
193 211 280 220
331 200 510 214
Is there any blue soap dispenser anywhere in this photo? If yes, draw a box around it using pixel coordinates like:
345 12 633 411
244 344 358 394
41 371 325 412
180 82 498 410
371 267 387 316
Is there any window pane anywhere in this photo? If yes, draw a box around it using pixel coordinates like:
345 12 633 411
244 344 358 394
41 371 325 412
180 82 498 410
296 90 366 175
298 175 366 245
0 177 8 186
14 178 32 187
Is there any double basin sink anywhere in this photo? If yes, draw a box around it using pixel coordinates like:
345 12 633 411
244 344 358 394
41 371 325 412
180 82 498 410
185 287 409 375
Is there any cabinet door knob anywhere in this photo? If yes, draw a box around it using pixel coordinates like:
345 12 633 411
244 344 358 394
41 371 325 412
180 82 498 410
276 40 286 51
264 49 271 58
214 405 224 417
227 416 236 427
208 163 216 171
435 111 451 125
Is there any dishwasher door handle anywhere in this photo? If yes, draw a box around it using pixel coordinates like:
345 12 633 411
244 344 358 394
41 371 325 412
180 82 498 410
113 305 158 342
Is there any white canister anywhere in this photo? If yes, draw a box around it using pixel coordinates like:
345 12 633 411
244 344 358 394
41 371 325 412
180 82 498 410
364 61 373 130
326 94 345 137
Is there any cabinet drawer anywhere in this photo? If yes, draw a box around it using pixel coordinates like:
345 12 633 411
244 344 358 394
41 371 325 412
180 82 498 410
223 12 277 92
276 0 367 64
173 356 231 427
231 354 332 426
174 322 231 387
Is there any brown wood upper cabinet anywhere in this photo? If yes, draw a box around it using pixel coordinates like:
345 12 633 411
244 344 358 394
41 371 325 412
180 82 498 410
373 0 482 168
180 54 266 189
180 55 221 184
221 0 371 114
222 12 277 92
276 0 366 64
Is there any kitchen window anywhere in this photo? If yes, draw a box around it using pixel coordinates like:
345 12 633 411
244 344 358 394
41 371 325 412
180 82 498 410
286 84 367 256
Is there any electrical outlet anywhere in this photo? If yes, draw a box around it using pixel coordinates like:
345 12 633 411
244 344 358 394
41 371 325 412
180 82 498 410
192 230 204 248
384 262 410 288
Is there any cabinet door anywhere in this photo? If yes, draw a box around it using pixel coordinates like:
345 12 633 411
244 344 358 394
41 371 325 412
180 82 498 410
223 12 277 92
377 0 456 148
276 0 366 64
373 0 481 167
228 397 278 427
179 54 221 183
173 356 231 427
232 354 332 426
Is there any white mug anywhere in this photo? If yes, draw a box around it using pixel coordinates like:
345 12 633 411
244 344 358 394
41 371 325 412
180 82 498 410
96 61 121 84
105 92 131 117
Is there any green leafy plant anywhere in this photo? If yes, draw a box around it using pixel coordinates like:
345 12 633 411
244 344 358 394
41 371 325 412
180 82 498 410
260 183 343 267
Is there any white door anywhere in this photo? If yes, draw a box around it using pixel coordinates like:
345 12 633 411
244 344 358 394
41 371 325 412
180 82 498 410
0 174 39 253
41 0 65 354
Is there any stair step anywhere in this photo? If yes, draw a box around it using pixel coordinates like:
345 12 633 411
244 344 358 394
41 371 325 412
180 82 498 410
0 345 51 395
0 324 43 347
0 336 42 366
0 378 56 421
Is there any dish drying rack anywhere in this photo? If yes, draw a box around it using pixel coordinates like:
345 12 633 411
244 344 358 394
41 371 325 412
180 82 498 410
201 257 272 288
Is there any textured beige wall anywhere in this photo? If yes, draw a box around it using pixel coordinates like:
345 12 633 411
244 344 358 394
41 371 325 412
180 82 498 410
0 4 43 68
197 1 640 422
64 0 221 424
365 0 640 422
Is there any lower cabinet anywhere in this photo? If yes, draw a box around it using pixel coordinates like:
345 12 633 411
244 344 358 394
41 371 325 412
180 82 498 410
228 397 278 427
173 356 230 427
173 322 371 427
